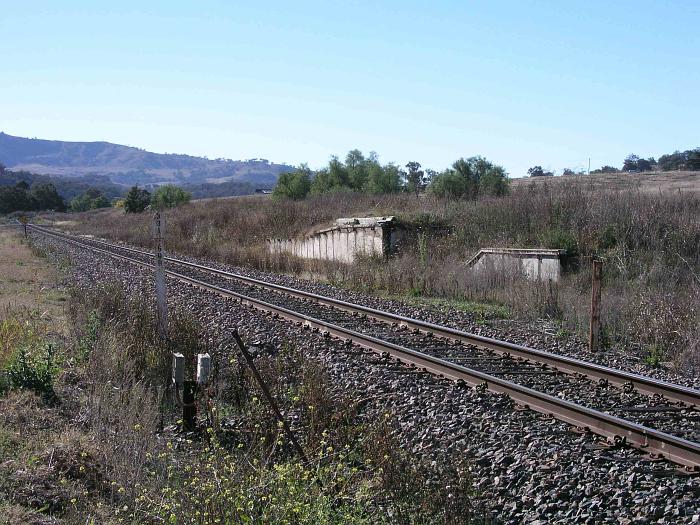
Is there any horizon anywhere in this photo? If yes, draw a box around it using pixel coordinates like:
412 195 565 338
1 130 696 179
2 1 699 177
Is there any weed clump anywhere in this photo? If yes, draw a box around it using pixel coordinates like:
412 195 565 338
5 344 58 399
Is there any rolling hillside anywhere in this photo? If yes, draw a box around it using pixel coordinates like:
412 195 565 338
510 170 700 194
0 132 293 187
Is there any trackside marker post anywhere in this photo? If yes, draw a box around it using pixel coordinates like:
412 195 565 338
18 215 29 238
589 258 602 352
153 211 168 340
172 352 212 432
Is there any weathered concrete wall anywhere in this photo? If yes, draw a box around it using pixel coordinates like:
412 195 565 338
268 216 403 263
467 248 564 282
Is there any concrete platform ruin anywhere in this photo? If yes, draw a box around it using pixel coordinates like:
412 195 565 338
268 216 405 263
466 248 565 282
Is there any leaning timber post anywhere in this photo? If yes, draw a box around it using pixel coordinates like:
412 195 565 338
153 211 168 340
589 257 603 352
232 330 310 464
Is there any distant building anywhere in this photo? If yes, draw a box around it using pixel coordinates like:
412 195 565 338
255 188 273 194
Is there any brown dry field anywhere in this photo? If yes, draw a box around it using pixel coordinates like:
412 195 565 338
0 228 67 330
510 170 699 193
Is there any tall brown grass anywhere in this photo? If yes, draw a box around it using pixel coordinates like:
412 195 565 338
64 181 700 371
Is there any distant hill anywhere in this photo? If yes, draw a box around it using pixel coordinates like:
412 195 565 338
0 132 294 187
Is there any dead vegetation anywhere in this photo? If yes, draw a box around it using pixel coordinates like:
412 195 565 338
61 175 700 373
0 233 474 523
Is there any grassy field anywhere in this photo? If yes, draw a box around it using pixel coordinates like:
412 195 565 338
54 171 700 372
510 170 700 194
0 228 68 323
0 230 73 523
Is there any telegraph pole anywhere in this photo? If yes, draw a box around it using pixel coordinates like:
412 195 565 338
153 211 168 340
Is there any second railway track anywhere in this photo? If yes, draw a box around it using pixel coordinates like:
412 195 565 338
28 223 700 470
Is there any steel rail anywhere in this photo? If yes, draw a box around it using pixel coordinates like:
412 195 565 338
29 224 700 469
28 224 700 409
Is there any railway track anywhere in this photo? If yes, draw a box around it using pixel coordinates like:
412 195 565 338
28 223 700 470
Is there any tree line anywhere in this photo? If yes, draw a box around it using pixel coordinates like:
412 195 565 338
121 184 192 213
0 164 192 215
0 180 67 214
273 150 510 200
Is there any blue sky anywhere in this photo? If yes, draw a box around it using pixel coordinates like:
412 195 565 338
1 1 698 177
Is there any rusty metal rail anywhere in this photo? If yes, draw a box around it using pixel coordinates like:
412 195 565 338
28 224 700 469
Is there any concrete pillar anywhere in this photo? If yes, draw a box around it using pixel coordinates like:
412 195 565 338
358 230 367 256
345 229 351 262
372 229 381 255
352 229 358 262
365 230 374 255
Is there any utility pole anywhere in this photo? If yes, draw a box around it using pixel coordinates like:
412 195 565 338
588 157 591 175
153 211 168 340
589 258 602 352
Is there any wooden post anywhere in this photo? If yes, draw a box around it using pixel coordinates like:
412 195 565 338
182 381 197 431
18 215 28 238
232 330 309 464
589 258 602 352
153 212 168 340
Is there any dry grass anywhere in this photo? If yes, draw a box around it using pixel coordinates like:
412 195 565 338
0 238 474 523
59 175 700 371
0 229 68 326
510 170 700 194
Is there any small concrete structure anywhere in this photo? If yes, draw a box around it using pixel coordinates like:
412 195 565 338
268 216 404 263
466 248 565 282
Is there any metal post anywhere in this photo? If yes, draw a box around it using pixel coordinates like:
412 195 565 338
153 212 168 340
589 258 602 352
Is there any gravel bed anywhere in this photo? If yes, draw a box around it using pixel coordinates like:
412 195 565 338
45 232 699 440
31 232 700 524
148 258 700 440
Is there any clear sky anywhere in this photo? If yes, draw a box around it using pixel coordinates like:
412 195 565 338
2 1 698 177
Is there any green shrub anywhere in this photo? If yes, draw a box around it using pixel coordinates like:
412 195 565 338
273 167 312 200
6 344 59 398
151 184 191 210
597 224 617 250
539 228 578 256
644 345 664 368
